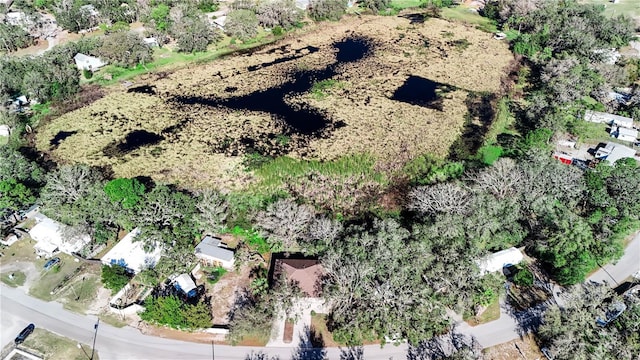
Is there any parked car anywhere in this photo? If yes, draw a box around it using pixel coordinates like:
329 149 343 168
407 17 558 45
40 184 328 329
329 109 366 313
14 324 35 345
43 257 60 270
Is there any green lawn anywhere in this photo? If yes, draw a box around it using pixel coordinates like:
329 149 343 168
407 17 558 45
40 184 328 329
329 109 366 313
29 254 83 301
441 7 498 33
59 272 101 314
0 270 26 287
464 297 501 326
21 328 99 360
390 0 422 9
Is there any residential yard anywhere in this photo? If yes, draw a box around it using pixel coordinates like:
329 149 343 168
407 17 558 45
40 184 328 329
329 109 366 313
580 0 640 25
483 334 543 360
28 254 84 301
0 271 26 287
19 328 99 360
200 263 253 325
464 297 501 326
57 268 102 314
36 14 512 190
0 237 38 266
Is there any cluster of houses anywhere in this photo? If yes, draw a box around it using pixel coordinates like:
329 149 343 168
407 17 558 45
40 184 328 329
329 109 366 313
553 110 639 168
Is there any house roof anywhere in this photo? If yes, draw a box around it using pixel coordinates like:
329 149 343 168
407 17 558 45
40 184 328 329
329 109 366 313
73 53 106 69
477 247 524 275
597 142 637 164
195 235 234 262
584 110 633 126
101 228 163 273
174 273 197 295
274 258 323 297
617 127 638 138
29 214 90 255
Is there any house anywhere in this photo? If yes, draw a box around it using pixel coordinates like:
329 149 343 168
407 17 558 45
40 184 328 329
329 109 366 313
595 142 637 164
271 257 324 297
173 273 198 298
29 214 90 258
194 235 235 269
477 247 524 275
73 53 107 71
584 110 634 128
211 16 226 30
610 126 638 143
142 37 159 47
101 228 163 274
295 0 309 10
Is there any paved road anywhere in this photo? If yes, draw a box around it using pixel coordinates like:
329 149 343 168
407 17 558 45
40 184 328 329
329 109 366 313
588 232 640 287
0 285 407 360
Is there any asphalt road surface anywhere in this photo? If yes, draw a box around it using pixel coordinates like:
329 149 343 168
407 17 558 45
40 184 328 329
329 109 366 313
588 232 640 287
0 285 408 360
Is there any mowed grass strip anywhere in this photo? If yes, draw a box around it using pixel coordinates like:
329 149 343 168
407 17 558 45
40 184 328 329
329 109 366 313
21 328 99 360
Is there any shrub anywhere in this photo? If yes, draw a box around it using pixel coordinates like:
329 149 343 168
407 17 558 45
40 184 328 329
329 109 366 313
513 267 534 287
479 145 503 165
140 295 213 329
101 265 131 293
360 0 390 13
98 32 153 68
225 9 259 40
308 0 347 21
272 25 284 36
256 0 303 29
198 0 220 12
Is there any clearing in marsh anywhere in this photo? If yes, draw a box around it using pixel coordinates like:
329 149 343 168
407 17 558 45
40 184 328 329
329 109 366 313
36 14 512 189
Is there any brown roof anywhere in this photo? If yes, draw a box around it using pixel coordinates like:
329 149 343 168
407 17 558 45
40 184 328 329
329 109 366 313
275 259 324 297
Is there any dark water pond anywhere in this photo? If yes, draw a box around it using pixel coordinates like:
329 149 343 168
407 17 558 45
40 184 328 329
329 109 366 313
103 130 164 156
392 76 456 111
50 130 78 147
171 37 373 136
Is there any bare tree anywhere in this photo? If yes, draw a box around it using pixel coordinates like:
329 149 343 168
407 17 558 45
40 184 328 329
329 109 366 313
409 182 471 216
468 158 522 199
42 165 104 205
254 198 315 250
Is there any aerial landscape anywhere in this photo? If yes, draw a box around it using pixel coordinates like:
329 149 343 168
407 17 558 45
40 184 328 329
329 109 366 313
1 0 640 359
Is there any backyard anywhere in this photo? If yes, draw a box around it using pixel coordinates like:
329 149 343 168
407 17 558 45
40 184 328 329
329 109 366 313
36 13 512 190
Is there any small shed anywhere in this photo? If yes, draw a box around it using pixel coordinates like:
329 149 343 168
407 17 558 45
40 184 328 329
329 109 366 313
101 228 163 274
610 126 638 143
477 247 524 275
595 142 637 164
173 273 197 298
0 124 10 137
73 53 107 71
211 16 226 30
194 235 235 269
142 37 159 47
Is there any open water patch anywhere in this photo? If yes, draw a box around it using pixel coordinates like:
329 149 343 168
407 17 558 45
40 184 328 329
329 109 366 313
103 130 164 157
171 36 374 145
392 76 457 110
50 130 78 148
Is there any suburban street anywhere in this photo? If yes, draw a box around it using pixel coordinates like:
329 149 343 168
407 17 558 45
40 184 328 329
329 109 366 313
588 231 640 287
0 285 408 360
2 233 639 359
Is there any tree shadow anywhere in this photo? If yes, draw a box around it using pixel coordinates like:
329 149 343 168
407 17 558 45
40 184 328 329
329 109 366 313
406 329 481 360
339 346 364 360
291 325 326 360
448 92 497 161
502 298 548 338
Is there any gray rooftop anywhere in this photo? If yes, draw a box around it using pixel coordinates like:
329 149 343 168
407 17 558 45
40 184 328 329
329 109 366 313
195 235 234 261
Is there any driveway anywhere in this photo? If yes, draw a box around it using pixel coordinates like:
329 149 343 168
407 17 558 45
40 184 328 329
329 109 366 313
266 298 327 348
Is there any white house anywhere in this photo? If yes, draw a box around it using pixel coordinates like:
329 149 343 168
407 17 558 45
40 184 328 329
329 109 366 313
194 235 235 269
610 126 638 143
477 247 524 275
0 124 10 137
595 142 637 164
101 228 162 274
142 37 159 47
29 214 90 258
211 16 226 30
584 110 634 128
73 53 107 71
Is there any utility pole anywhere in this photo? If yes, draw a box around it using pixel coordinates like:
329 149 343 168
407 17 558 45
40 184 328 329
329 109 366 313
91 319 99 360
211 340 215 360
